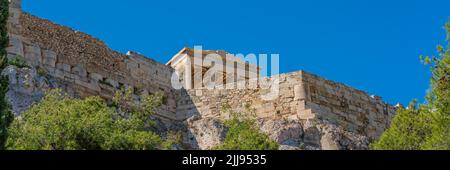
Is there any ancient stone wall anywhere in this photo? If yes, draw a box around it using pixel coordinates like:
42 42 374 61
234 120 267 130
6 1 177 120
5 0 398 149
176 72 303 120
177 71 396 141
300 72 396 140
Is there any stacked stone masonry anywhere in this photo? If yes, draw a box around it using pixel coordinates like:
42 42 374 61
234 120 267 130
6 0 177 120
177 71 396 141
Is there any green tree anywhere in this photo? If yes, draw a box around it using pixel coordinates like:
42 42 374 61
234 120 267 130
0 0 8 59
372 23 450 150
214 106 279 150
371 101 432 150
0 0 13 150
6 89 169 150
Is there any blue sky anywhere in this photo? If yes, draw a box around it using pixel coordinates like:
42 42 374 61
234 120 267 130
22 0 449 105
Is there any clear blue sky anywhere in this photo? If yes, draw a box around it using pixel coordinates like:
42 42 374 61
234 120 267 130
22 0 449 105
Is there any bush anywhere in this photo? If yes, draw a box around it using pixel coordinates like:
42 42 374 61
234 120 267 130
6 89 169 150
371 101 432 150
0 0 13 150
214 106 279 150
8 55 29 68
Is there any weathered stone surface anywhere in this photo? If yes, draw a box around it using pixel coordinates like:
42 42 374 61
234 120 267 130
89 72 103 81
1 66 47 115
56 63 71 72
279 145 301 150
24 44 42 67
42 50 57 67
75 79 101 92
294 84 306 101
9 0 22 9
105 78 119 89
8 7 21 28
6 34 24 57
186 116 227 150
259 118 303 146
320 130 340 150
72 65 88 81
303 125 321 148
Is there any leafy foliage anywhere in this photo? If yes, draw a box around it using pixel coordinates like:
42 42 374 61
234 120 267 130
0 0 8 59
111 88 163 128
0 0 13 150
7 55 29 68
214 106 279 150
372 23 450 150
371 101 432 150
0 75 12 149
6 89 170 150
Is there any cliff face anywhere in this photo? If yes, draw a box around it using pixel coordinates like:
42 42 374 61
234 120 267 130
4 0 396 150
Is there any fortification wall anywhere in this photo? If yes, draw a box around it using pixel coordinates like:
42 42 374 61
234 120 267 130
176 72 304 120
177 71 396 140
6 0 178 120
5 0 397 146
300 72 396 140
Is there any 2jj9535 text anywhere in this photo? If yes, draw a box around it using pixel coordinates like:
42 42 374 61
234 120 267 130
226 155 267 167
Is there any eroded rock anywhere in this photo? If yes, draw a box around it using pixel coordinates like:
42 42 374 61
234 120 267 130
1 66 48 115
258 118 303 147
185 116 228 150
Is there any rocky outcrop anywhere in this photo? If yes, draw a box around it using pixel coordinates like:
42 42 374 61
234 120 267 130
2 66 51 115
182 116 372 150
185 116 228 150
258 118 303 147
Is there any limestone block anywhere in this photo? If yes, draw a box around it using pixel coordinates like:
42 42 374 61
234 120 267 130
294 84 307 101
105 78 119 89
24 44 42 67
89 73 103 81
8 7 21 26
72 65 87 78
6 35 23 57
53 69 65 79
42 50 57 67
75 79 101 92
68 73 81 82
56 63 71 73
298 109 315 120
260 103 275 113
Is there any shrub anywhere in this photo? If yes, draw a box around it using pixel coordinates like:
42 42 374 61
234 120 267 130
6 89 168 150
214 107 279 150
